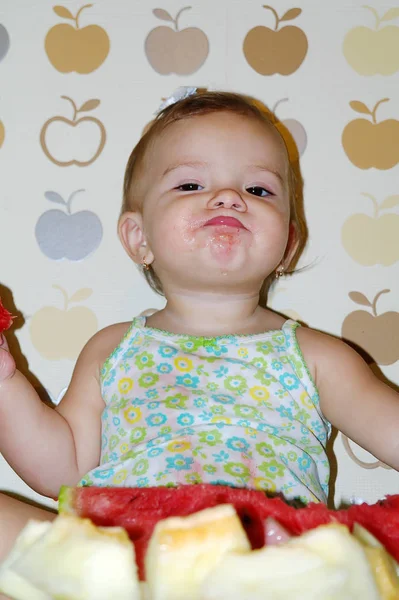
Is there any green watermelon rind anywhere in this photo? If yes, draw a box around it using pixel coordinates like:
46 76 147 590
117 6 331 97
58 485 76 515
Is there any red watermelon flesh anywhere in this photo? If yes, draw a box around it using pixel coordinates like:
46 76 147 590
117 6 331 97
0 298 13 333
59 484 399 581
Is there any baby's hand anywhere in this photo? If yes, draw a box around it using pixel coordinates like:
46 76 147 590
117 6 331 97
0 334 16 381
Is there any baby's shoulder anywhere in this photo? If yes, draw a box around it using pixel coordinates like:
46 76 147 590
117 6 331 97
80 321 133 370
295 324 361 382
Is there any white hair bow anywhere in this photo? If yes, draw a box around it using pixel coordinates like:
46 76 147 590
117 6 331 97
155 86 198 114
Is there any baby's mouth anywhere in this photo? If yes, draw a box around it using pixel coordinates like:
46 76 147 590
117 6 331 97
204 216 246 229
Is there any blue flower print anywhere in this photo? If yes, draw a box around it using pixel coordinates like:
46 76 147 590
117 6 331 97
177 413 195 426
137 477 149 487
213 365 229 378
147 401 160 410
131 398 145 407
198 410 213 422
157 362 173 374
226 436 250 453
146 389 159 400
279 372 300 390
176 374 199 388
93 468 114 480
112 417 121 426
237 419 251 428
101 434 108 450
102 364 116 386
211 393 235 405
148 447 163 458
213 450 230 463
166 454 194 471
205 342 228 357
276 405 294 419
158 345 178 358
194 397 206 408
298 453 312 472
110 452 118 462
256 423 279 435
271 359 283 371
146 413 167 427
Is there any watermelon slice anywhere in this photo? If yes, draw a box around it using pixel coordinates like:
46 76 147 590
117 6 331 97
59 485 399 581
0 298 13 333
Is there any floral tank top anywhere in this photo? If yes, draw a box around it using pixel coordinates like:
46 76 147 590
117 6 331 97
79 317 331 504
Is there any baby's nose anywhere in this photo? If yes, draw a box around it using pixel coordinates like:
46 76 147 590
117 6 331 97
207 189 247 211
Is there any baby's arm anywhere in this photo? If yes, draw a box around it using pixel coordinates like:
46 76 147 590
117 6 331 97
298 327 399 470
0 328 111 498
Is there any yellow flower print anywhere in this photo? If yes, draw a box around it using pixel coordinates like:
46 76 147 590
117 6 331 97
123 406 142 425
300 391 314 409
249 386 270 403
112 469 128 485
237 347 249 358
253 476 276 493
174 357 193 372
166 440 191 453
118 378 133 394
119 443 129 455
211 416 231 425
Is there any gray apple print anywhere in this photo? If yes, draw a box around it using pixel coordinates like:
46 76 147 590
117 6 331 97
0 24 10 62
35 189 103 260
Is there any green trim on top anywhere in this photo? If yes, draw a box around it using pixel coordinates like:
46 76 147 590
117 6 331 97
139 316 295 341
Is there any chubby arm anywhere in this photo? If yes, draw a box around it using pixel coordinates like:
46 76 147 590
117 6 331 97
297 327 399 471
0 324 125 498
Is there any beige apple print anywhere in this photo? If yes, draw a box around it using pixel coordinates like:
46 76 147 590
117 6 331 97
40 96 106 167
243 6 308 75
342 433 391 471
341 289 399 366
29 285 98 360
342 193 399 266
343 6 399 75
145 7 209 75
342 98 399 170
45 4 110 74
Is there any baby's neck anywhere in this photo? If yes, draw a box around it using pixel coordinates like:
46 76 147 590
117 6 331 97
145 292 285 337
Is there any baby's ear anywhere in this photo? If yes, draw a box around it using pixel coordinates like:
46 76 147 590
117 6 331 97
118 212 154 266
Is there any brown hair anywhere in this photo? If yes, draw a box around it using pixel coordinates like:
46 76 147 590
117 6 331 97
122 90 307 307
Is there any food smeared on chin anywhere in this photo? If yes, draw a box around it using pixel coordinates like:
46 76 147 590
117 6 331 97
0 298 14 334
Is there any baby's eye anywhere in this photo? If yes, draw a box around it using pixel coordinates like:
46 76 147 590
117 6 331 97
246 186 272 198
176 183 203 192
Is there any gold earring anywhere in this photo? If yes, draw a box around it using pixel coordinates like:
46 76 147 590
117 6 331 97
142 258 151 271
275 266 284 279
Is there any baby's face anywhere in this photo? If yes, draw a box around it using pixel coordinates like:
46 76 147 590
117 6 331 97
139 111 292 295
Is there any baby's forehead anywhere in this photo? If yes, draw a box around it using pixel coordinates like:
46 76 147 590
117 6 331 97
151 110 287 158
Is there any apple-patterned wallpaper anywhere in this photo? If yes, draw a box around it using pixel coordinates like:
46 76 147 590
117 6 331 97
0 0 398 509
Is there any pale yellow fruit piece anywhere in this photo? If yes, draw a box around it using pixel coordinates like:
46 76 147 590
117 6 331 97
202 543 348 600
290 524 380 598
353 524 399 599
145 504 250 600
0 515 140 600
203 523 380 600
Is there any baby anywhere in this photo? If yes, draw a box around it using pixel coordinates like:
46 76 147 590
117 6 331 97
0 88 398 566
